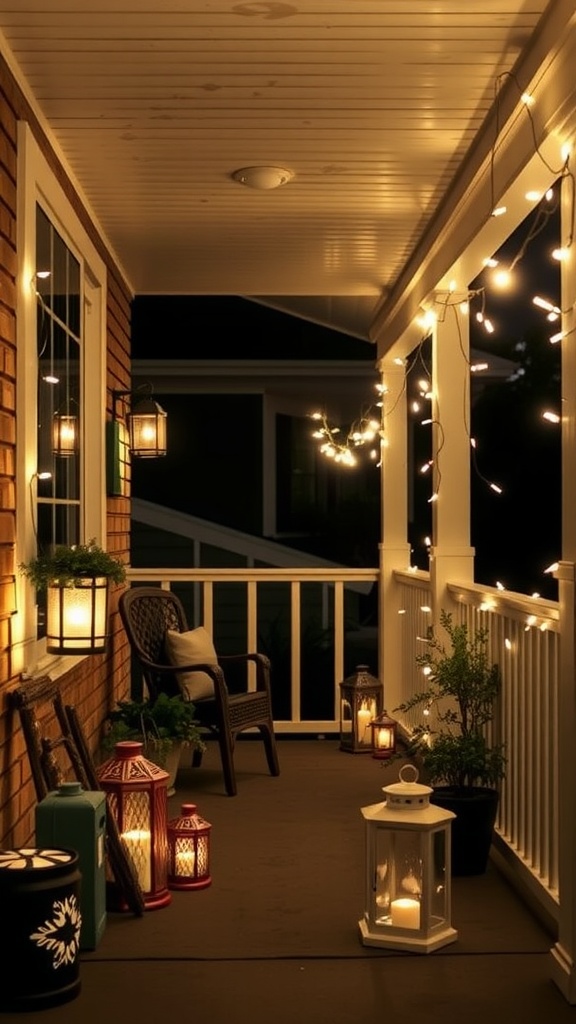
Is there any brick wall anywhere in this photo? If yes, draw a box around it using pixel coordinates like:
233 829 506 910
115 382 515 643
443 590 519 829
0 54 133 847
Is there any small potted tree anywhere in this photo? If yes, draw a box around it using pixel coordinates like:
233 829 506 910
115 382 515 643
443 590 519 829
102 693 205 795
19 538 127 655
393 609 506 875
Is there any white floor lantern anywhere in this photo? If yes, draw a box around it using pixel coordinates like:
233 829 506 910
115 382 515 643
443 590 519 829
359 764 458 953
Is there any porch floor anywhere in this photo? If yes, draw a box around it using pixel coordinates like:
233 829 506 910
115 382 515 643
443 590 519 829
9 739 574 1024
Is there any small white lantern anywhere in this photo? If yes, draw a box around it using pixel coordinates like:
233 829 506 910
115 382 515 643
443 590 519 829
359 764 457 953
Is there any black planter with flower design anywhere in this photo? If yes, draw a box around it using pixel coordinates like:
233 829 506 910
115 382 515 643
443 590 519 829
0 847 82 1010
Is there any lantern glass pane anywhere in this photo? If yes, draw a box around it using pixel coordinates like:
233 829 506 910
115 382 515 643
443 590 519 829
120 792 152 893
376 829 422 928
431 829 448 919
340 697 352 734
174 838 196 877
355 696 376 748
196 836 210 876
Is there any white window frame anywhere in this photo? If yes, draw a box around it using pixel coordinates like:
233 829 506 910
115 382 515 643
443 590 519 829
15 122 107 679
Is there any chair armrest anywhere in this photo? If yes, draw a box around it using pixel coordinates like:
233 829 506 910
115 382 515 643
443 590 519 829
218 652 272 693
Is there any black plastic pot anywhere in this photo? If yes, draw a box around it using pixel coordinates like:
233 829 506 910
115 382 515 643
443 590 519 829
430 786 500 876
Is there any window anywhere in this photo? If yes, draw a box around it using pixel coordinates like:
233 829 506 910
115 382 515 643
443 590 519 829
16 123 107 674
34 206 82 637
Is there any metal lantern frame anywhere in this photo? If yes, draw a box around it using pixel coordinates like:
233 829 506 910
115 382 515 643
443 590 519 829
167 802 212 891
97 741 171 911
112 386 168 459
339 664 383 753
359 765 458 953
52 411 78 457
370 710 398 760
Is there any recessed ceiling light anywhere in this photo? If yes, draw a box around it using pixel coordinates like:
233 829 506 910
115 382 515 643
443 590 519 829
231 166 294 190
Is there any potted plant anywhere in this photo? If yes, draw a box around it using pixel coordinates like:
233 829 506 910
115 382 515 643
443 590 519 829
102 693 205 795
393 609 506 875
19 538 127 655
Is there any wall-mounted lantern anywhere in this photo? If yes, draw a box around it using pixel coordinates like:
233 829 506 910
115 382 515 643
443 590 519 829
107 384 167 495
52 411 78 457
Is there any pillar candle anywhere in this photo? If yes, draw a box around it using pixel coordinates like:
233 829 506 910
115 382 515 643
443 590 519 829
390 897 420 929
122 829 152 892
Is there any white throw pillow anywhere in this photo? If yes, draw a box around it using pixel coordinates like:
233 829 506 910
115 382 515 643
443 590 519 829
164 626 217 701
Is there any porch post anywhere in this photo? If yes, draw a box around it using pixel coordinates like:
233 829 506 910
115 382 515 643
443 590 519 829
378 347 412 712
550 172 576 1003
429 298 475 621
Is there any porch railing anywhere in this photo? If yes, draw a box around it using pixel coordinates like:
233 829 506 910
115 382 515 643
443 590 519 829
126 566 379 734
394 567 560 929
126 564 560 929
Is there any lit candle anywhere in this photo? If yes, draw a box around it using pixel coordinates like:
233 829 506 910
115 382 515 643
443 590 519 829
175 849 196 876
390 897 420 929
122 829 151 892
356 708 372 743
375 726 393 750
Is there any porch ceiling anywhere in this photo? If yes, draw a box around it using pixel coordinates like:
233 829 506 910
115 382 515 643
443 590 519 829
0 1 570 344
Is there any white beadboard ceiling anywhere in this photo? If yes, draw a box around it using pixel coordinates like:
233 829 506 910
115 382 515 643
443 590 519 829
0 1 563 341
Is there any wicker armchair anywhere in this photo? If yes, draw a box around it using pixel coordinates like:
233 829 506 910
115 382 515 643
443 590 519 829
118 586 280 796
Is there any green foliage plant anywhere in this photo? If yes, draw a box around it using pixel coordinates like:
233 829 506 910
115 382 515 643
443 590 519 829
102 692 205 767
395 609 506 792
19 538 127 590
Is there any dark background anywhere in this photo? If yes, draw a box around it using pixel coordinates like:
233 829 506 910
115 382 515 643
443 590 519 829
131 192 561 600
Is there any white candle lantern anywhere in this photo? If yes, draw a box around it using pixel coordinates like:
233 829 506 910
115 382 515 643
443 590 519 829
339 665 383 753
167 802 212 891
97 741 171 910
46 576 110 654
359 764 458 952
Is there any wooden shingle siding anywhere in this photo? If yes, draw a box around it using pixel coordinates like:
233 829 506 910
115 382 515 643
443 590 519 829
0 54 133 848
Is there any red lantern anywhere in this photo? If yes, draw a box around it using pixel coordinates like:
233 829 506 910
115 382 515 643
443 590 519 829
370 711 398 760
167 803 212 891
97 741 171 910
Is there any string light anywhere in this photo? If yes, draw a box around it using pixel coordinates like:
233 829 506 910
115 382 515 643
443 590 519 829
310 387 385 466
307 73 570 597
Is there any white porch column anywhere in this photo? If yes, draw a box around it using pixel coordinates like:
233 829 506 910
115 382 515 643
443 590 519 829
550 172 576 1003
429 298 475 621
378 349 412 711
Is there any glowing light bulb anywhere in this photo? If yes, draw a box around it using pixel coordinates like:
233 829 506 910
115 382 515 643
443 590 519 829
492 269 511 289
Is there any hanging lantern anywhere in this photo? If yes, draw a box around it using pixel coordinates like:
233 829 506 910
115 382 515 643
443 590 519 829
359 764 457 953
52 413 78 457
370 710 398 760
339 664 383 753
46 576 110 655
167 803 212 891
97 741 171 911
